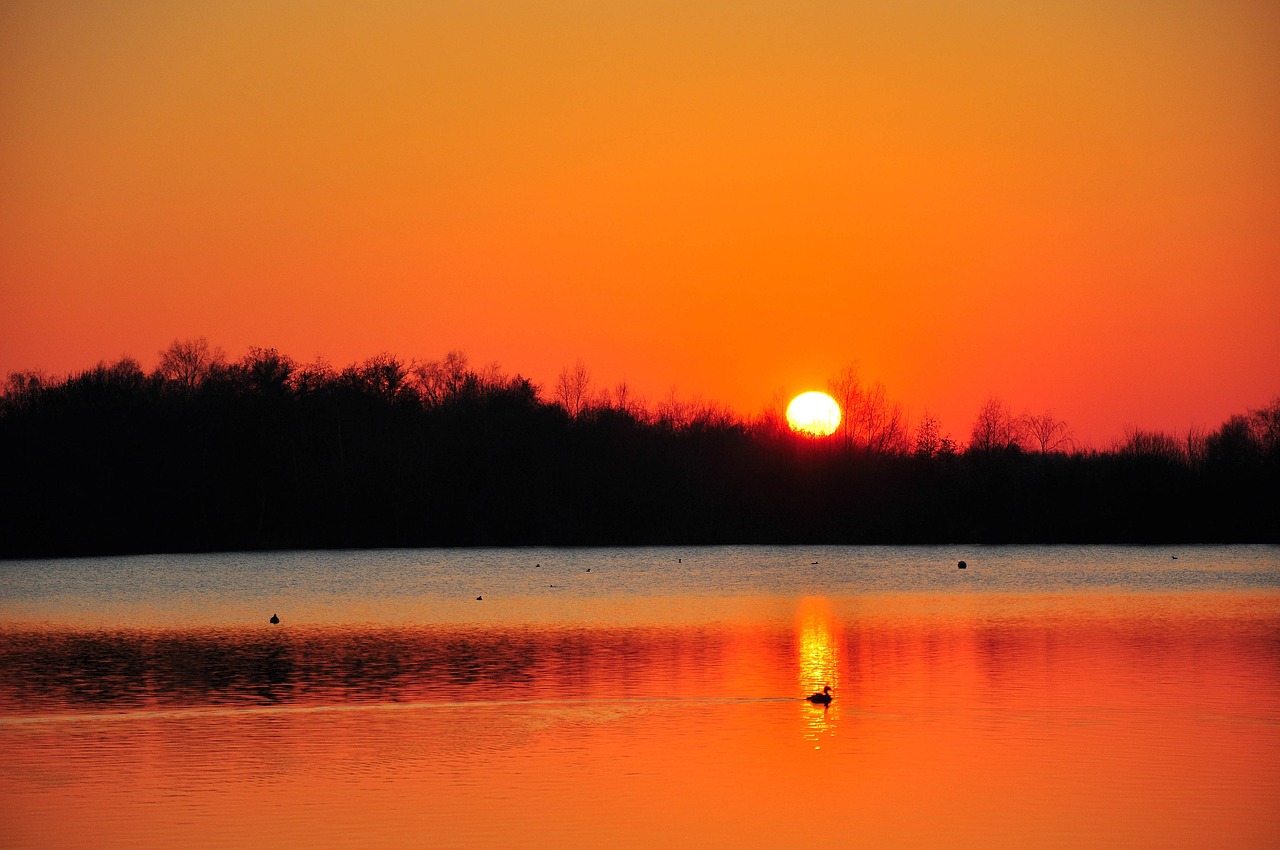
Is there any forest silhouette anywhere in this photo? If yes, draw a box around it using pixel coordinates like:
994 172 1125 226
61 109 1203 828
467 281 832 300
2 341 1276 557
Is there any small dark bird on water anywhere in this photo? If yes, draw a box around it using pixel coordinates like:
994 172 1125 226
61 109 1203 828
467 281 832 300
806 685 833 705
958 561 967 569
476 596 483 601
1171 555 1178 560
811 561 818 565
586 568 591 572
269 613 279 624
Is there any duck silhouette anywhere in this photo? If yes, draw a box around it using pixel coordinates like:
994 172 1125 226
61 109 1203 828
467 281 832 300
269 613 280 624
806 685 832 705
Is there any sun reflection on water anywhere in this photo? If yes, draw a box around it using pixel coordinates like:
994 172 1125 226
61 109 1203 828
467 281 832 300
796 597 841 747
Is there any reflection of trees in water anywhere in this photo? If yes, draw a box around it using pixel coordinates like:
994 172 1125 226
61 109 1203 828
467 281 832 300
0 626 731 714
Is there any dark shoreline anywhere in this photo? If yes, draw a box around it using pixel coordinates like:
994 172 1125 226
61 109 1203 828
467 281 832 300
3 355 1276 559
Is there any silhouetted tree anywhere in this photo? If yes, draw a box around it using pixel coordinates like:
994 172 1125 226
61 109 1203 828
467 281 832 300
1022 410 1073 454
233 347 295 396
1117 427 1185 464
969 396 1024 454
826 366 909 454
554 360 592 418
610 380 648 420
861 382 909 453
750 389 791 442
156 337 225 391
1247 397 1280 462
687 399 738 430
294 357 336 394
827 365 863 450
1205 416 1260 468
349 353 413 403
1185 424 1209 468
75 357 148 395
914 411 942 458
2 370 48 413
413 350 473 407
657 387 706 429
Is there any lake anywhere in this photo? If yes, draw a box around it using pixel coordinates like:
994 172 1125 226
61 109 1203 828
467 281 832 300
2 545 1278 848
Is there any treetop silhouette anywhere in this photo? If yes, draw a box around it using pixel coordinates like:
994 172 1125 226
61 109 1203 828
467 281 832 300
2 342 1276 556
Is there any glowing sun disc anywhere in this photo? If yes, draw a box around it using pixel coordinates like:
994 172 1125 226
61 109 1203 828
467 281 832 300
787 391 841 437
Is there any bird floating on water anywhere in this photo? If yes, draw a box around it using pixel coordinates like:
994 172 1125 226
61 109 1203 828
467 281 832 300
958 561 967 569
806 685 833 705
476 596 483 601
269 613 279 625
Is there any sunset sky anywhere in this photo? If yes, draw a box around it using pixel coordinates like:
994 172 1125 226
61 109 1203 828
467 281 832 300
2 0 1277 445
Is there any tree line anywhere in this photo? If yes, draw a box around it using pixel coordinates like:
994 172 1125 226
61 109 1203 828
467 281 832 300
1 340 1276 557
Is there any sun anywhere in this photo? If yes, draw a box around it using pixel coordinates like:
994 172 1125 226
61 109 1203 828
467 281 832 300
786 391 841 437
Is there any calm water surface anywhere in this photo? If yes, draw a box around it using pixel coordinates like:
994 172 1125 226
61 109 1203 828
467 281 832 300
2 545 1278 849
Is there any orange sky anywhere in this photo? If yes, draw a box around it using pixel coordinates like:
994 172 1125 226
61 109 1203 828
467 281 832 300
2 0 1278 445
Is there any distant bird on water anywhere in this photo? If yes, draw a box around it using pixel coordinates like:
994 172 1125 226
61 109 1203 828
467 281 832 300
269 614 279 624
1171 555 1179 560
586 568 591 572
958 561 967 569
811 561 819 565
806 685 833 705
476 596 483 601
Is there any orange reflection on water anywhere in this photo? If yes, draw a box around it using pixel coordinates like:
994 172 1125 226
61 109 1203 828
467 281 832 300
2 593 1279 849
796 596 841 746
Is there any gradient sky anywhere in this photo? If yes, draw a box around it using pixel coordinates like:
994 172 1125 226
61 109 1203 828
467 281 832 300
2 0 1278 445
